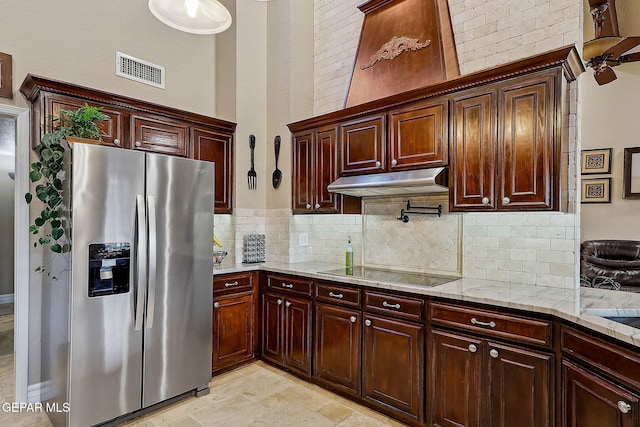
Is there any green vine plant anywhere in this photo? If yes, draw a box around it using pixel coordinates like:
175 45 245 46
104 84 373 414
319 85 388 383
25 104 109 272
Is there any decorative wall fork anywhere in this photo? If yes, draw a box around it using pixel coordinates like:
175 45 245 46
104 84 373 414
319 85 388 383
248 134 257 190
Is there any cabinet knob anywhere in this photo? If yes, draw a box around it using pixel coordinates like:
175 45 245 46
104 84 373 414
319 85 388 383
350 316 357 323
277 299 283 305
482 197 490 205
113 138 121 147
365 319 372 327
285 301 291 307
618 401 632 414
135 140 142 147
468 344 477 353
213 302 219 308
306 203 312 210
489 349 499 359
315 203 320 209
502 197 511 205
391 159 398 167
375 161 382 168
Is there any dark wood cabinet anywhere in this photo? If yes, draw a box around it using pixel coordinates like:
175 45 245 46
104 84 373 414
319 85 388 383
212 292 254 373
44 93 126 148
340 115 386 175
190 127 233 214
431 329 483 427
389 99 448 171
362 313 424 424
450 90 496 210
563 360 639 427
20 75 236 214
261 274 313 377
450 70 558 212
212 272 256 374
314 282 362 398
292 126 340 214
131 114 188 157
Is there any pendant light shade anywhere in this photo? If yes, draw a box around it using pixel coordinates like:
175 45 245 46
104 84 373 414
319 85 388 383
148 0 232 35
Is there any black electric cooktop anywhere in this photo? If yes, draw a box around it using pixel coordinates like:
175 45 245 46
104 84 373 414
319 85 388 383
319 266 458 287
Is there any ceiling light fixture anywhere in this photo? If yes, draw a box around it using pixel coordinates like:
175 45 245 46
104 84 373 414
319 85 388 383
148 0 232 35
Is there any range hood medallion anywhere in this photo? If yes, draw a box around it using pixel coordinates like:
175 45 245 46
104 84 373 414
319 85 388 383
327 167 448 198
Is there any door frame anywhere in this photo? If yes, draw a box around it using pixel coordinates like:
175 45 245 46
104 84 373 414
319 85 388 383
0 103 30 403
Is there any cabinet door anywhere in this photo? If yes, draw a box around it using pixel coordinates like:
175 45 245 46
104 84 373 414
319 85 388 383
450 90 496 211
563 360 639 427
261 293 284 365
487 341 553 427
212 292 254 373
284 296 312 377
292 132 313 213
340 115 386 175
430 329 483 427
363 314 424 424
190 128 233 214
314 126 341 213
389 100 448 171
498 74 555 210
45 94 126 148
131 115 188 156
314 303 361 397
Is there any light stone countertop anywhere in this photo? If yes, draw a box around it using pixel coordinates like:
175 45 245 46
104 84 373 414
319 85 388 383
213 261 640 349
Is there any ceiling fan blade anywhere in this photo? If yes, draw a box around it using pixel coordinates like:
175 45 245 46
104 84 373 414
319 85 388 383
594 66 617 85
618 52 640 63
603 37 640 58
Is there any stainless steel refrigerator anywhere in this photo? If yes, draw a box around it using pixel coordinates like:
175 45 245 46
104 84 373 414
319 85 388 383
41 143 214 426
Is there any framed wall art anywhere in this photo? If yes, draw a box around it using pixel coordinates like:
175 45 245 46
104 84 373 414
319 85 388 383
623 147 640 199
0 52 12 99
581 178 611 203
581 148 612 174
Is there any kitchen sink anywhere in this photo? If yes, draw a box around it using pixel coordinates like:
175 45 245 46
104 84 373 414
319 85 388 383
601 317 640 329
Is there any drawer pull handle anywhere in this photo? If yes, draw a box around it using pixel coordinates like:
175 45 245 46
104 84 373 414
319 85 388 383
224 281 239 287
471 318 496 328
619 401 632 414
277 299 283 305
350 316 357 323
282 283 294 289
213 302 219 308
489 349 499 358
329 292 344 299
468 344 477 353
365 319 372 327
382 301 401 309
285 301 291 307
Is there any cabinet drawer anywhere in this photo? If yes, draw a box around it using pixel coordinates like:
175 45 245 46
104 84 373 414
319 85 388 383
561 325 640 391
213 272 253 294
364 291 424 322
315 282 361 308
267 274 313 297
430 302 552 347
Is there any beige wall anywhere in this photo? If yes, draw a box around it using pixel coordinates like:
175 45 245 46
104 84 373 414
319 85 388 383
0 117 15 296
580 63 640 242
0 0 217 115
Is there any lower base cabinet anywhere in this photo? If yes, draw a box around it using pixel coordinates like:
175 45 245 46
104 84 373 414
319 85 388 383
563 360 639 427
363 313 424 424
212 292 255 373
430 328 553 427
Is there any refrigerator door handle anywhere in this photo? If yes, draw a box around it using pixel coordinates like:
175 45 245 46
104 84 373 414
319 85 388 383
145 195 157 329
135 194 147 331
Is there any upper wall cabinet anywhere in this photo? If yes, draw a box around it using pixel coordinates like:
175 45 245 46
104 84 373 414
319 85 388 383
288 46 583 214
20 74 236 214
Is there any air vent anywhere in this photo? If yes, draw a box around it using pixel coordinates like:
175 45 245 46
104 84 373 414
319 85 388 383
115 52 165 89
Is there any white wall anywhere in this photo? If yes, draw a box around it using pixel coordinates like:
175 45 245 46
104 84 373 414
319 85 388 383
580 64 640 242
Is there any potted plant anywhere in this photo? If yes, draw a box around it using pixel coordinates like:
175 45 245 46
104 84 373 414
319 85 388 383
25 104 109 262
